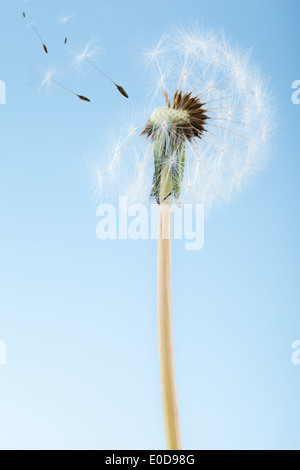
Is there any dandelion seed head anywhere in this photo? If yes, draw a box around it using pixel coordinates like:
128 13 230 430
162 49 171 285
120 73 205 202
91 25 276 212
150 106 190 127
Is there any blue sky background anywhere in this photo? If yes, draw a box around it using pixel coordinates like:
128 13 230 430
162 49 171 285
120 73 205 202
0 0 299 450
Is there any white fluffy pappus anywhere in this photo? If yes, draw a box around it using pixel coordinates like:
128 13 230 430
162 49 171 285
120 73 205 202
89 25 276 212
69 39 105 74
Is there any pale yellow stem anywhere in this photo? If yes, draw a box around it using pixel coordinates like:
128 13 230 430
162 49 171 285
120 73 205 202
157 170 183 450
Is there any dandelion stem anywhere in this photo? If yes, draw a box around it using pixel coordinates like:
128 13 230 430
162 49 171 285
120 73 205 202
157 168 182 451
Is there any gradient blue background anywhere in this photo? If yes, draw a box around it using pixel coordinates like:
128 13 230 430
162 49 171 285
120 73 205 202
0 0 299 450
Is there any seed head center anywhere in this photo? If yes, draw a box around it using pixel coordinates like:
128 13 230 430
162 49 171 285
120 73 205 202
150 106 189 126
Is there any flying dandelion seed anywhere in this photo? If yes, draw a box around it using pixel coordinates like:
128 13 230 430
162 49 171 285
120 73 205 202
40 69 90 102
30 23 48 54
72 41 129 98
93 25 275 451
22 0 29 18
60 15 74 45
87 60 129 98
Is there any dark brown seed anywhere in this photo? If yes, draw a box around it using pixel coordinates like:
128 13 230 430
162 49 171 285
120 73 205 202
23 12 26 18
43 44 48 54
65 37 68 44
116 85 129 99
77 95 91 102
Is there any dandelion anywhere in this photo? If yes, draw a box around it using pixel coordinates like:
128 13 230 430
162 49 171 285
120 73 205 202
91 25 275 450
71 40 129 98
30 22 48 54
22 0 29 18
40 68 90 102
59 14 74 45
